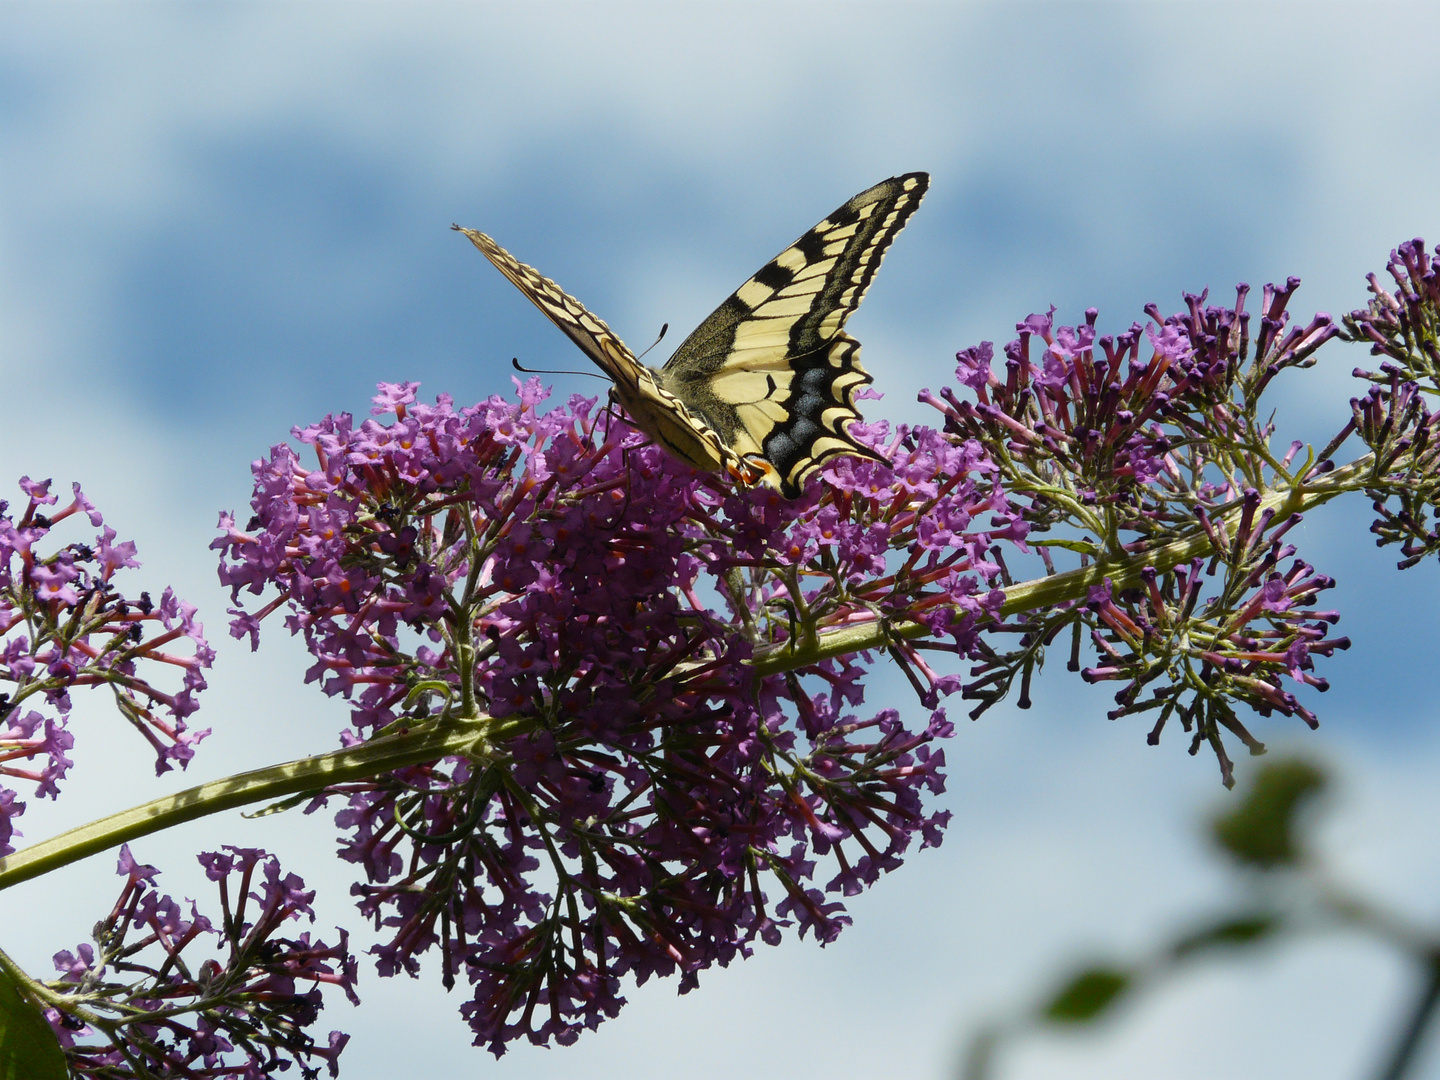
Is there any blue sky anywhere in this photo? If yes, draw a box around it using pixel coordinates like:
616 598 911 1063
3 3 1440 1078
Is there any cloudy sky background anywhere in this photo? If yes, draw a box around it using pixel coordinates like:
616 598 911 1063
4 3 1440 1077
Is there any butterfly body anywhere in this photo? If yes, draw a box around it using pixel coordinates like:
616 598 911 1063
456 171 927 497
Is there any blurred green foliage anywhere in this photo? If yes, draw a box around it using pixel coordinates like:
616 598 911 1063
1211 758 1326 867
962 756 1439 1080
1170 914 1281 959
1042 968 1131 1023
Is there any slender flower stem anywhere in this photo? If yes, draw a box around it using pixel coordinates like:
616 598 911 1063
0 941 87 1018
754 455 1368 676
0 454 1376 894
0 715 529 891
1374 956 1440 1080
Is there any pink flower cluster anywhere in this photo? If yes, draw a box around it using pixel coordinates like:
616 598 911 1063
216 379 1005 1051
50 844 355 1078
926 286 1349 785
0 479 213 854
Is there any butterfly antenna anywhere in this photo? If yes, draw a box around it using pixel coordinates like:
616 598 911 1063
511 357 608 379
634 323 669 362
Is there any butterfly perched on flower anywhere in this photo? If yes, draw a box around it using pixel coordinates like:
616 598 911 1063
455 172 928 498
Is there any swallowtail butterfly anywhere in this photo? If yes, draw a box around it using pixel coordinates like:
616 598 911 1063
455 172 927 498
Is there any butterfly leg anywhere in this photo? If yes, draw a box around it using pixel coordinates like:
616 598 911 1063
599 446 635 529
599 389 621 445
584 393 633 530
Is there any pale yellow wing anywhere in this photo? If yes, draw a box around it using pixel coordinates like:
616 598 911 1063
659 173 928 497
454 225 643 391
454 225 740 476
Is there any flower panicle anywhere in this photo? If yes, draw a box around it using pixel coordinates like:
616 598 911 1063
46 844 355 1079
217 379 1001 1052
1077 534 1347 787
0 479 214 855
928 283 1340 542
1343 237 1440 385
1339 239 1440 569
927 281 1349 784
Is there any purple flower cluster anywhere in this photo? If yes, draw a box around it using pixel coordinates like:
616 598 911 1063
206 252 1421 1050
1341 238 1440 567
7 232 1437 1072
924 287 1348 785
48 844 356 1079
216 379 1004 1051
928 287 1336 533
0 479 213 854
1078 555 1347 787
1345 237 1439 380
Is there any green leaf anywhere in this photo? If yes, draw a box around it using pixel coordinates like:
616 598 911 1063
1212 757 1327 867
0 967 68 1080
243 789 325 819
1030 538 1101 557
1042 966 1131 1023
1171 913 1282 959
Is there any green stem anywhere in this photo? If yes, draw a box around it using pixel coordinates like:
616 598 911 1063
0 457 1373 893
753 461 1363 676
1374 955 1440 1080
0 716 527 892
0 943 65 1012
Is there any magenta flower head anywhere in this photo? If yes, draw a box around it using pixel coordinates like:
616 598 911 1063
924 282 1349 787
47 844 354 1078
216 379 1000 1052
0 479 213 855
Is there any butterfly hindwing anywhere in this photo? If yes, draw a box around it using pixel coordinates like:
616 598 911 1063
660 172 928 497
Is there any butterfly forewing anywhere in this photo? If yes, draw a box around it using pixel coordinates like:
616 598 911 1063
453 226 643 392
659 172 928 497
454 225 743 476
457 171 927 499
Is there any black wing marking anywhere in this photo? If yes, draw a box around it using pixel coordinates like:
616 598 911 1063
659 172 928 497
